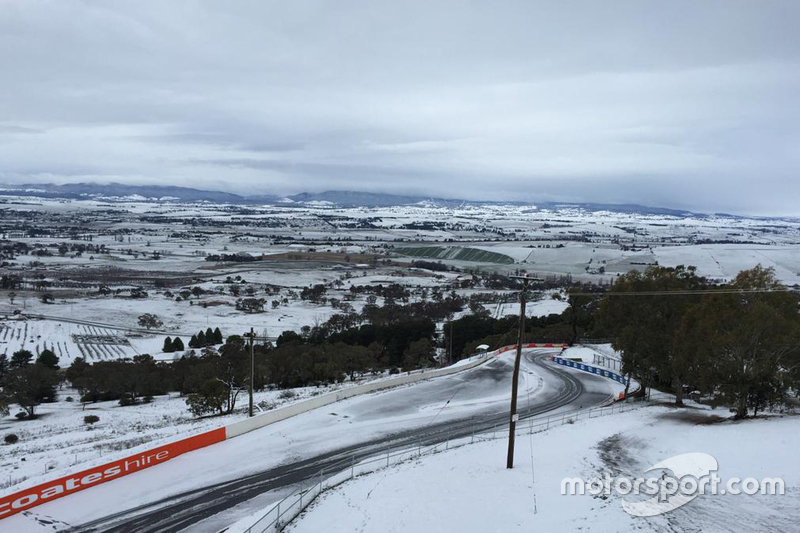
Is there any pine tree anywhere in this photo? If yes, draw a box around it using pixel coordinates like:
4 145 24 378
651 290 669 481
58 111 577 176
213 327 223 344
205 328 214 346
163 337 174 353
197 330 207 347
37 349 59 369
189 334 199 349
172 337 185 351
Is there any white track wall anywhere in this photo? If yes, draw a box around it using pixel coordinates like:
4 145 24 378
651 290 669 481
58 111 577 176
225 351 497 438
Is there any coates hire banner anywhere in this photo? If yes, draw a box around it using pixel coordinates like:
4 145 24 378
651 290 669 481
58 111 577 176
0 427 226 519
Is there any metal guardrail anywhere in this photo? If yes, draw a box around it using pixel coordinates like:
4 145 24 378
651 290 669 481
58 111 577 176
236 398 647 533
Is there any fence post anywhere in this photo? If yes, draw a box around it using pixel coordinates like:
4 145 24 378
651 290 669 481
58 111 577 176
351 454 355 479
471 424 474 444
386 450 390 467
546 415 550 430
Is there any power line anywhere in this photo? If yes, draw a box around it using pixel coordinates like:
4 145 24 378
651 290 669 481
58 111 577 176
562 288 798 297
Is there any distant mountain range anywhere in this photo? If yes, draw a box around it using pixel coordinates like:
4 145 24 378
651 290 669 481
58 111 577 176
0 182 752 219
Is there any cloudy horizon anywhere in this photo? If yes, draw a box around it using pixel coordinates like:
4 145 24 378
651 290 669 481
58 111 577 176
1 1 799 215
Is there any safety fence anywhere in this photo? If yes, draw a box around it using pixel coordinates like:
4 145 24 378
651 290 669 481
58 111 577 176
591 353 622 371
232 398 647 533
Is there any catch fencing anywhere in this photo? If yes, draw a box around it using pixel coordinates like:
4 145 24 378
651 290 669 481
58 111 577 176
234 398 646 533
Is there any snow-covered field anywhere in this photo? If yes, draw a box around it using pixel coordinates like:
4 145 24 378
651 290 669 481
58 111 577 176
287 405 800 533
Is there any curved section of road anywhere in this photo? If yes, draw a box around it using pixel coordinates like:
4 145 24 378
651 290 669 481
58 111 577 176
39 350 617 533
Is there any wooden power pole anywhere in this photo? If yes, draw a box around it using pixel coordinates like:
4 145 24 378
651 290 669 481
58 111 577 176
507 277 530 469
243 327 268 417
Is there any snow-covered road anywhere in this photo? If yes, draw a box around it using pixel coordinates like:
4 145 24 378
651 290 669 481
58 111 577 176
7 349 623 533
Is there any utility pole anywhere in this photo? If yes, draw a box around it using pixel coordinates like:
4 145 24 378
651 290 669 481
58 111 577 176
242 328 268 417
449 320 454 365
506 275 541 468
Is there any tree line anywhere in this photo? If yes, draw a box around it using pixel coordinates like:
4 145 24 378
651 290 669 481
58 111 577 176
597 265 800 418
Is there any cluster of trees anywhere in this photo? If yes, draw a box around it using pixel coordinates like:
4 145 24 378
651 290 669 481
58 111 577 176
188 327 224 348
235 298 266 313
300 284 327 302
0 349 60 418
205 253 258 262
411 260 452 272
162 336 185 352
441 307 583 361
66 354 169 405
597 266 800 418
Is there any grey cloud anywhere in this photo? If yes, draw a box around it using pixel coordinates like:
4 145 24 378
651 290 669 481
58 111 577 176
0 0 799 215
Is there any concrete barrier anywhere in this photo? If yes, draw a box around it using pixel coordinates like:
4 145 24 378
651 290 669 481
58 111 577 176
226 350 496 438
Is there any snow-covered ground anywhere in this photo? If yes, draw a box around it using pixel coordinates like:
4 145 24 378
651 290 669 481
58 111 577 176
287 405 800 533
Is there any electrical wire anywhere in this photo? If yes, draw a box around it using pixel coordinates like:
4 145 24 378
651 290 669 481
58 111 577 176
557 288 798 297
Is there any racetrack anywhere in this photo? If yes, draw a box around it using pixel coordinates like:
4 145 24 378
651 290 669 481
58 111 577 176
9 349 620 533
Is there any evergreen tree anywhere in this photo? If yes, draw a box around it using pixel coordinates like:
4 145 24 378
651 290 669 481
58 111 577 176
4 363 59 418
189 334 199 349
163 337 174 353
678 266 800 418
213 327 223 344
197 330 207 347
36 349 59 369
205 328 215 345
10 349 34 369
597 266 706 405
172 337 185 351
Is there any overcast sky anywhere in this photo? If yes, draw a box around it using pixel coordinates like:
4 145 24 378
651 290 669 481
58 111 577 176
1 1 799 215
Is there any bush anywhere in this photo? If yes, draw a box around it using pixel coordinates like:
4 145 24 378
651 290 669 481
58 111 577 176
278 390 296 400
118 395 135 406
84 415 100 426
14 411 27 420
65 396 74 402
4 434 19 445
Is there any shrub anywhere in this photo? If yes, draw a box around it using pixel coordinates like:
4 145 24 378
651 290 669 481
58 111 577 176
4 434 19 445
118 395 135 406
278 390 296 400
84 415 100 426
65 396 74 402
